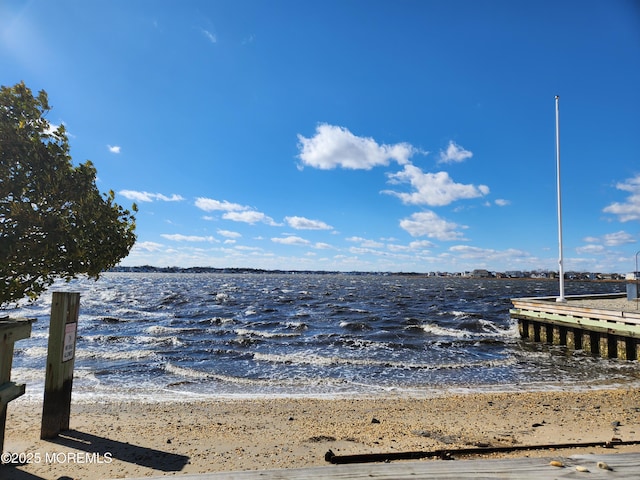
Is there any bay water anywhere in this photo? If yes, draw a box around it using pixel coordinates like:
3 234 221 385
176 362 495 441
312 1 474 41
6 273 639 401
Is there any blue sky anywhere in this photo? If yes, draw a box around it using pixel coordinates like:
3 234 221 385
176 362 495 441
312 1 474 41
2 0 639 273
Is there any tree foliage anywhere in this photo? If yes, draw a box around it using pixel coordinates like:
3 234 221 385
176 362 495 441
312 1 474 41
0 82 137 306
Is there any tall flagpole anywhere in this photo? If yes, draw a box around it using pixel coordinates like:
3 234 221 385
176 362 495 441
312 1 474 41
555 95 566 302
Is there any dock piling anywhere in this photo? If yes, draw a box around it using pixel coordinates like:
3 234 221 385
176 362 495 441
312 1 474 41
511 294 640 360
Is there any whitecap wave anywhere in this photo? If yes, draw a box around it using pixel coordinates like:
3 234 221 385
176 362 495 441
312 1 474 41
252 351 517 372
235 328 300 339
420 323 474 338
76 349 157 361
16 346 48 358
145 325 199 335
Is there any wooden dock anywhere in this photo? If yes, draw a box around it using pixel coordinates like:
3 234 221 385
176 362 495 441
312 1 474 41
121 452 640 479
510 293 640 359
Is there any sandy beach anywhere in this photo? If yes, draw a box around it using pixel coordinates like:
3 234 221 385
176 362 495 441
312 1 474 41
2 387 640 479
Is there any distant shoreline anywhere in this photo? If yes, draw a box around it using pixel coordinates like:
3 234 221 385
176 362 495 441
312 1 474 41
108 266 626 282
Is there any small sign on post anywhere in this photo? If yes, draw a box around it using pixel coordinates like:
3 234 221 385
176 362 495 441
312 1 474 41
62 322 77 362
41 292 80 439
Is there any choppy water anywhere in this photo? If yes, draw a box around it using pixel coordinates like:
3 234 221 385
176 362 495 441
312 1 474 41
5 273 639 400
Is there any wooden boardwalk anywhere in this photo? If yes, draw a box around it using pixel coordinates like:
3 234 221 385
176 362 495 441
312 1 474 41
511 293 640 359
123 452 640 479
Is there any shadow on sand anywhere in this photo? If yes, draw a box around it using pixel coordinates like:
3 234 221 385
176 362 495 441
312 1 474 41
50 429 190 472
2 429 189 479
0 466 46 480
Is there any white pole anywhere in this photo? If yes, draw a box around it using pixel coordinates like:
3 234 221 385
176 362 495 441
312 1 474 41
555 95 566 302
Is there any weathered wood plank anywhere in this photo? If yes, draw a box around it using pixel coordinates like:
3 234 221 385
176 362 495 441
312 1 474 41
119 453 640 479
0 318 34 343
0 381 25 408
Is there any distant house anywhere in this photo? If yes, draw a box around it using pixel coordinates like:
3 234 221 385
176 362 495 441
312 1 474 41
505 271 525 278
471 269 492 278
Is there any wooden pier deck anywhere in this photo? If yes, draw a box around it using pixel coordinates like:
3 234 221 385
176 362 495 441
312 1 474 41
511 293 640 359
122 452 640 479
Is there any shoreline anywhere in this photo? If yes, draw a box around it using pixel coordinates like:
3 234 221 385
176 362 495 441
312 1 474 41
4 387 640 479
14 375 640 405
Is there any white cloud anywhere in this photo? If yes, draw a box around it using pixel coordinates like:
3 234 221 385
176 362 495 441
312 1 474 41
409 240 436 249
399 211 467 241
438 141 473 164
156 193 184 201
161 234 217 243
346 236 384 248
202 29 217 43
448 245 492 257
285 216 333 230
584 230 636 247
386 244 410 253
196 198 277 226
131 241 164 252
272 235 311 246
384 165 489 206
234 245 263 252
108 145 121 154
448 245 532 263
603 174 640 222
119 190 184 202
195 198 247 212
603 231 636 246
44 122 60 136
387 239 434 253
297 124 416 170
217 229 242 239
576 244 606 255
223 210 279 226
495 199 510 206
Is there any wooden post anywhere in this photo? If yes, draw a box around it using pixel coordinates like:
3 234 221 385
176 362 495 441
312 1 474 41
517 319 526 339
599 334 609 358
539 324 552 344
566 328 576 350
532 322 540 342
41 292 80 439
573 328 583 351
0 317 35 455
617 337 629 361
527 321 535 341
582 330 593 355
539 323 548 343
552 325 566 346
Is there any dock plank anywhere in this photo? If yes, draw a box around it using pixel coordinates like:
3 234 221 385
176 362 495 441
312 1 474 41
121 453 640 479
